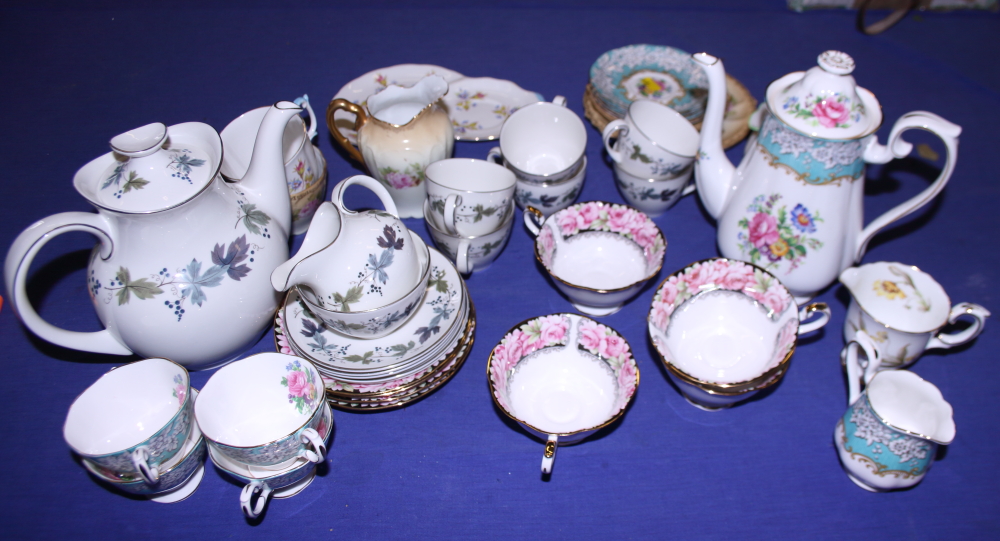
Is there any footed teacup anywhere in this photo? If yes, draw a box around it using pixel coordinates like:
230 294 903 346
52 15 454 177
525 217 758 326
488 313 639 475
524 201 665 316
648 258 830 410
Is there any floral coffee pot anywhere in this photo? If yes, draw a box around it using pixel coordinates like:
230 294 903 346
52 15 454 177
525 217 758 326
693 51 961 302
4 102 303 369
327 75 454 218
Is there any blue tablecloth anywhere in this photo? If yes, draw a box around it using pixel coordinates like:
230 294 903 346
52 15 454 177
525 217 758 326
1 2 998 539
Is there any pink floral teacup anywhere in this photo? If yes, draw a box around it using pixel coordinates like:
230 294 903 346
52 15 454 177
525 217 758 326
488 313 639 475
647 258 830 410
524 201 666 316
195 353 328 467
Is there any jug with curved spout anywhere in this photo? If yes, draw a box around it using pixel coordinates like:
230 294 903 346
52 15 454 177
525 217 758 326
4 102 301 369
693 51 960 303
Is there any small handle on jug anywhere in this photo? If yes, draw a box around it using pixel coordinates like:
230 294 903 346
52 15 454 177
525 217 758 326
602 120 628 165
4 211 132 356
294 94 318 140
326 98 368 165
845 330 882 405
926 302 990 350
332 175 400 218
856 111 961 262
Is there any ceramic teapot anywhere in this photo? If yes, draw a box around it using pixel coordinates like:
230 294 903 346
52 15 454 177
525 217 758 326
693 51 961 303
4 102 302 369
327 75 454 218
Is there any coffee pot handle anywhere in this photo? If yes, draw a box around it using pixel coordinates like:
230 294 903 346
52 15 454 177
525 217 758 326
4 212 132 355
325 98 368 165
926 302 990 350
332 175 400 218
856 111 961 262
845 330 883 405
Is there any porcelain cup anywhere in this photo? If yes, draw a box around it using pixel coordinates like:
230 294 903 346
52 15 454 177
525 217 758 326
64 358 193 485
613 162 695 217
524 201 665 316
208 442 320 519
486 96 587 185
424 198 513 274
602 99 699 180
425 158 516 237
513 156 587 217
840 262 990 369
835 331 956 491
221 95 327 235
488 313 639 475
196 353 329 467
647 258 831 410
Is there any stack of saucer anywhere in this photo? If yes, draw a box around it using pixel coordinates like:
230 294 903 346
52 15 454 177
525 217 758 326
275 244 475 410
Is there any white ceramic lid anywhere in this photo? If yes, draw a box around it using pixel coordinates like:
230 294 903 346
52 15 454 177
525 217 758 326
766 51 882 139
840 262 950 333
868 370 955 445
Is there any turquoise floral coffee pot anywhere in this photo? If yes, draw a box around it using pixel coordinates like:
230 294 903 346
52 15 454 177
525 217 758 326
693 51 961 303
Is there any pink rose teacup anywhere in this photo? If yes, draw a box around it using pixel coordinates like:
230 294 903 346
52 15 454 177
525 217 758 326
647 258 830 410
488 313 639 475
524 201 666 316
195 352 328 467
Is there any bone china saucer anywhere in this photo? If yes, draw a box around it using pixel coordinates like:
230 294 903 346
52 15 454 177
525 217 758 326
442 77 543 141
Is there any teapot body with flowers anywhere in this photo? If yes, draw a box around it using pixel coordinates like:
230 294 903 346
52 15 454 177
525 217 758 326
693 51 961 303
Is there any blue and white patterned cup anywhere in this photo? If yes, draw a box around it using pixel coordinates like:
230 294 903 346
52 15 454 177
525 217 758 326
64 358 193 485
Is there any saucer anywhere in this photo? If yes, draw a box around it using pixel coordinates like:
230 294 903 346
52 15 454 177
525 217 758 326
442 77 543 141
590 45 708 122
331 64 465 144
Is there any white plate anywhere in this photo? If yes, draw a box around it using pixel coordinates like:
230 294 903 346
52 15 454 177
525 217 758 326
331 64 465 144
442 77 542 141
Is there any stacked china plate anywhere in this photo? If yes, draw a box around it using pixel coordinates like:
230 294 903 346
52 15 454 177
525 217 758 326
275 244 475 410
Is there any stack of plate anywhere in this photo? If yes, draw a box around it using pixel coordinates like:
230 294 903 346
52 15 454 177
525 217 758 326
274 246 474 410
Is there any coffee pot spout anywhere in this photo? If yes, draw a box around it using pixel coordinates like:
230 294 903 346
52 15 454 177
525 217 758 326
239 101 303 238
692 53 736 220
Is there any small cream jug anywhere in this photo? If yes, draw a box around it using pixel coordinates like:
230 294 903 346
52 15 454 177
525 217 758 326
327 75 454 218
840 261 989 369
694 51 961 303
835 332 955 491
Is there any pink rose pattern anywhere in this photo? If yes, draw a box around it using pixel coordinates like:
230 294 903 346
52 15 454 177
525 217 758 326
576 320 638 413
736 193 823 274
172 373 187 405
766 318 799 374
648 258 793 335
543 202 665 270
282 360 319 415
780 92 862 130
378 163 425 190
490 315 572 411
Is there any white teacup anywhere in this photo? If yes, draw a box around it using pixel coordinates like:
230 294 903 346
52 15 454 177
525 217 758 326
486 96 587 185
424 198 514 274
425 158 516 237
613 162 695 217
602 99 699 180
840 261 990 369
513 156 587 217
64 358 193 485
648 258 831 410
195 353 327 467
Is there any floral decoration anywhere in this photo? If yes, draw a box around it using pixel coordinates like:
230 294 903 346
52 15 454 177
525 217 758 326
172 374 187 405
515 185 580 210
325 221 405 311
843 396 933 474
781 93 863 130
549 202 665 269
875 266 931 312
453 90 486 111
282 359 318 415
576 319 638 412
378 163 425 190
736 193 823 273
489 315 571 411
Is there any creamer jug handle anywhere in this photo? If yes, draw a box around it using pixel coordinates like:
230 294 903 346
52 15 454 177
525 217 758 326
332 175 400 218
845 330 882 405
4 212 132 355
856 111 960 262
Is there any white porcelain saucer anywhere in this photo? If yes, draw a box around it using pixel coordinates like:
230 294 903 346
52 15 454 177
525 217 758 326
442 77 542 141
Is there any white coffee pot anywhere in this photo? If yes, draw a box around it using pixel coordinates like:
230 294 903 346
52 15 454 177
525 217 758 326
693 51 961 303
5 102 302 369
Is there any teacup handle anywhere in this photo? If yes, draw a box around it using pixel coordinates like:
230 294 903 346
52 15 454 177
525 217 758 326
131 447 160 485
4 211 131 355
681 182 697 197
332 175 400 218
846 330 882 405
797 302 831 335
240 480 273 519
325 98 368 165
443 194 462 236
551 95 567 107
602 120 628 165
541 434 558 474
926 302 990 350
294 94 318 140
455 239 472 275
486 146 502 165
522 206 544 237
298 427 327 464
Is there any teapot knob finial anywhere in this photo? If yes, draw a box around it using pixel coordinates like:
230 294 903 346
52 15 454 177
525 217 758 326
817 51 855 76
110 122 168 158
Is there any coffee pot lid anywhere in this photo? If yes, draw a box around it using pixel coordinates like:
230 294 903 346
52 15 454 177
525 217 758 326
766 51 882 139
76 122 221 213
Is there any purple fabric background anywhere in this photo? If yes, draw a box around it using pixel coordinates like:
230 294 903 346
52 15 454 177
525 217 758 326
1 2 998 538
